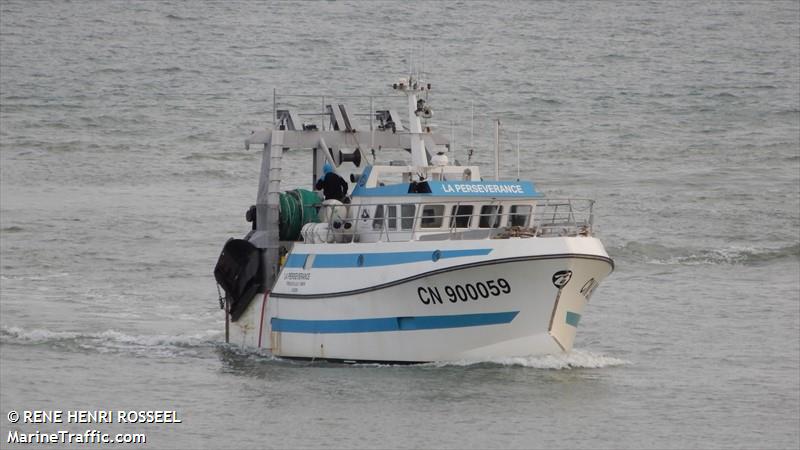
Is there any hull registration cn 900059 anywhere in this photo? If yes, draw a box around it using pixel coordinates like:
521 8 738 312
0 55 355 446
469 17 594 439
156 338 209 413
213 74 613 363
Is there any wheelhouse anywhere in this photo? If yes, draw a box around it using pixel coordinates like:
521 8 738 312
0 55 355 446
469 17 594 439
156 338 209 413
298 163 593 244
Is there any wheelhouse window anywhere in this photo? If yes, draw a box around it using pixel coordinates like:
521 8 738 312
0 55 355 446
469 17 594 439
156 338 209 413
479 205 503 228
372 205 384 230
373 204 412 231
509 205 532 227
387 205 398 230
400 204 416 230
450 205 473 228
420 204 445 228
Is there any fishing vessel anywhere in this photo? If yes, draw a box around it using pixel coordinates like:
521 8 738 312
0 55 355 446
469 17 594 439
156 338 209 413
214 75 614 363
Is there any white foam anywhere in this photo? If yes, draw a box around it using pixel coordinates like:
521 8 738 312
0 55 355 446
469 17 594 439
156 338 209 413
0 325 222 357
617 241 799 266
1 326 81 343
2 326 628 368
427 349 629 369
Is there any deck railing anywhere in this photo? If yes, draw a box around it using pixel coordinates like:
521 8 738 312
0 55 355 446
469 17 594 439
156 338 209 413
303 198 596 243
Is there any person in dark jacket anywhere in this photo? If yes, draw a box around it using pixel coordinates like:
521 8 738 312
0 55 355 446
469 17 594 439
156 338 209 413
315 162 348 202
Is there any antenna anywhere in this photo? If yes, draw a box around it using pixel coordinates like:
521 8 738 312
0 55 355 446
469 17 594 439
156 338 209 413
421 45 424 81
468 101 474 166
470 101 474 149
450 120 455 156
494 119 501 180
516 130 520 181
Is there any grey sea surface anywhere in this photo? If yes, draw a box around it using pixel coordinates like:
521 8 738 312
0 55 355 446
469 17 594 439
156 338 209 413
1 1 798 448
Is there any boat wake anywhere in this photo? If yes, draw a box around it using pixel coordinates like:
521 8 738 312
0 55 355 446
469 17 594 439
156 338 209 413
0 325 222 358
424 349 629 369
611 241 799 266
2 326 627 370
264 349 628 369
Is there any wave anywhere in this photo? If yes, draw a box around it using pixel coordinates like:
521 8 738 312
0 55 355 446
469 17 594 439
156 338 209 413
3 325 626 370
165 14 198 21
595 53 639 62
182 152 254 161
0 272 70 281
1 226 24 233
774 108 800 117
155 66 184 74
610 242 800 266
0 325 221 358
424 349 628 369
93 68 126 75
267 349 628 369
214 345 627 370
168 168 234 180
528 96 561 105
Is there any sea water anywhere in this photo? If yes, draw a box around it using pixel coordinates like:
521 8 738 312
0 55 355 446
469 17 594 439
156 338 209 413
1 1 798 448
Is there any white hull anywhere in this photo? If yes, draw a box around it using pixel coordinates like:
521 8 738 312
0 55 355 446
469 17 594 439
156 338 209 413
228 237 613 363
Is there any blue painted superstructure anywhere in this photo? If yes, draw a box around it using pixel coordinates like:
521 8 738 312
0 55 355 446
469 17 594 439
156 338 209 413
426 181 541 197
350 178 541 198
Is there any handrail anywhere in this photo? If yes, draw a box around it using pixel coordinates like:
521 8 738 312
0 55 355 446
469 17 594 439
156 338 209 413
308 198 596 244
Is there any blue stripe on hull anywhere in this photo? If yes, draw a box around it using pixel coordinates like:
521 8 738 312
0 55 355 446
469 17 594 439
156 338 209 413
271 311 519 334
285 253 308 268
284 248 492 269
